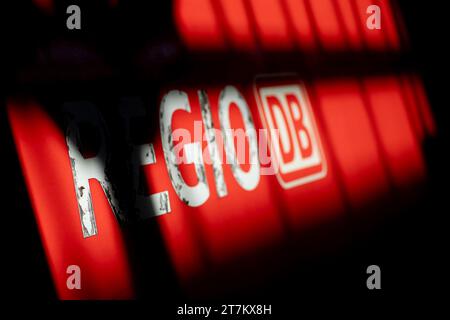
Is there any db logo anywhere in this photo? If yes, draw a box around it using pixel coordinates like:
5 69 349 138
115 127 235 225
255 81 327 189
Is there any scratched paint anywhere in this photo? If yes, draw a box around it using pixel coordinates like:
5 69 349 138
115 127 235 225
160 90 210 207
198 90 228 198
120 98 171 219
64 101 125 238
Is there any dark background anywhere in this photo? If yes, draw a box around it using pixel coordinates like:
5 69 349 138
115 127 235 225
1 0 448 315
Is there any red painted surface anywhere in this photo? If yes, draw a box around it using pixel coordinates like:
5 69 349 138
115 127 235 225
174 0 403 52
6 74 433 298
363 76 426 188
7 102 134 299
314 80 390 209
